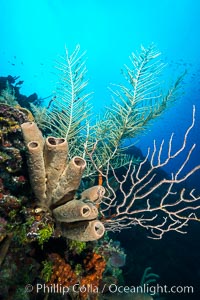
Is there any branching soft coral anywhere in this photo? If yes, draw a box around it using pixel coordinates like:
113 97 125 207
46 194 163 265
35 44 184 179
91 44 185 171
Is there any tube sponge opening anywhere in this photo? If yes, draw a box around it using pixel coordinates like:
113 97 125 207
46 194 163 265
61 220 105 241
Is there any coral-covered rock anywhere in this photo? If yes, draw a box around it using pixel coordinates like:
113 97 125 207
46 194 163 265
48 253 77 286
80 252 106 299
0 104 32 217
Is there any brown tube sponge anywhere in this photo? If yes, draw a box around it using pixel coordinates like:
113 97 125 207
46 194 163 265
52 199 98 222
51 156 86 204
86 202 99 219
27 141 47 204
21 122 44 146
81 185 106 203
44 137 68 201
61 220 105 241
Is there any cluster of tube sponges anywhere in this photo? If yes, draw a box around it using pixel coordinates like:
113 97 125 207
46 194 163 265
20 122 105 242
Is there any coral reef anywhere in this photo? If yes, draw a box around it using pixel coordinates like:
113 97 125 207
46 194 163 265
0 101 120 300
46 251 106 300
68 239 87 255
0 104 31 183
1 44 199 300
0 241 39 299
80 252 106 299
0 75 38 110
47 253 78 286
0 103 31 238
97 238 126 267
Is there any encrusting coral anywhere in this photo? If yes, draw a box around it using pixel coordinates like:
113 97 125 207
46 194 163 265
20 121 105 241
47 253 78 286
0 104 31 219
80 252 106 300
47 252 106 300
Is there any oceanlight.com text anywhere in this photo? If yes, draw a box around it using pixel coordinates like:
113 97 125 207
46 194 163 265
107 283 194 296
24 283 194 296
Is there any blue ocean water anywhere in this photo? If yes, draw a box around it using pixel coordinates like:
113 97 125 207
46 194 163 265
1 0 200 178
1 0 200 298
